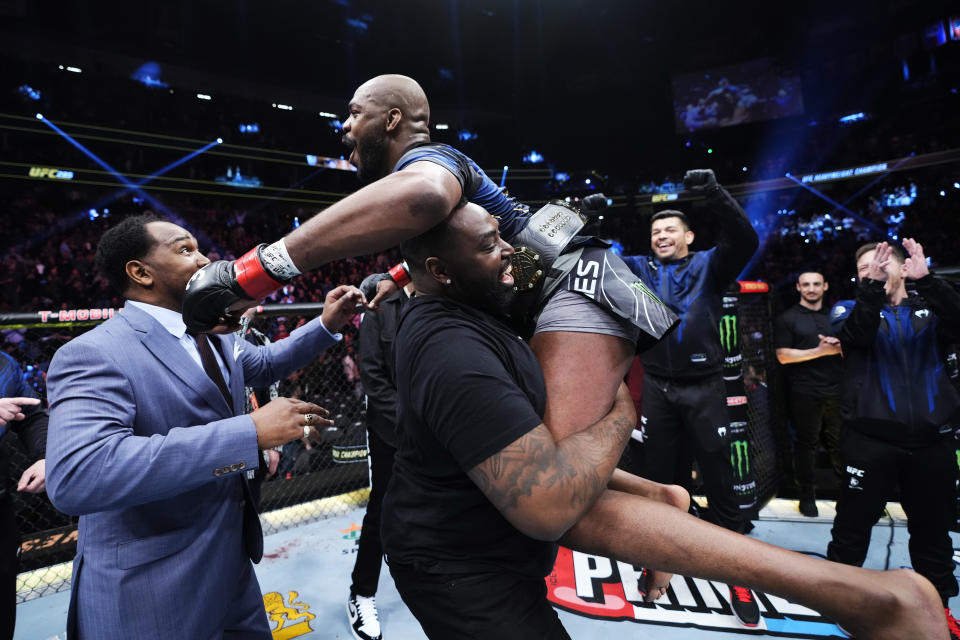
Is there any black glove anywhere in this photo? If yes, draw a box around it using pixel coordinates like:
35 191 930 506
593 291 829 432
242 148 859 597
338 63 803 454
580 193 609 217
360 272 391 301
683 169 720 194
182 261 250 333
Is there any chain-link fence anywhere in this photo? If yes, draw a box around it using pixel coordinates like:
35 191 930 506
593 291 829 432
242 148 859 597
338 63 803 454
2 302 371 603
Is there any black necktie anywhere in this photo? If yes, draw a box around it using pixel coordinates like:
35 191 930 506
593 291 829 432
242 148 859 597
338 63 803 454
190 332 232 409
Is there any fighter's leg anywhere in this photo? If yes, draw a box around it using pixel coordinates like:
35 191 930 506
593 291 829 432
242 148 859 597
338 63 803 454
527 317 686 512
562 490 948 639
528 293 687 599
528 329 687 506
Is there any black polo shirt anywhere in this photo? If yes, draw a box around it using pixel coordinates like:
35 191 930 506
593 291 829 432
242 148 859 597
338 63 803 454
773 303 843 396
382 295 557 579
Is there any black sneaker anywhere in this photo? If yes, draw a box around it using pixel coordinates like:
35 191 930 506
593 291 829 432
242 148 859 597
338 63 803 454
347 593 382 640
729 584 761 627
798 498 819 517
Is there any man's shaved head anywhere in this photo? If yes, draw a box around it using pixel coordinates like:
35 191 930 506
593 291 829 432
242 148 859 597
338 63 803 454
353 74 430 128
343 74 432 183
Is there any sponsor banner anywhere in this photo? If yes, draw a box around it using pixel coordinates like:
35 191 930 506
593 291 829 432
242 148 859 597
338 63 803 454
546 546 848 638
727 395 748 406
737 280 770 293
331 444 369 464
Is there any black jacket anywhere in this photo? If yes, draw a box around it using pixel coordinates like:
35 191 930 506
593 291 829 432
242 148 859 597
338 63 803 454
831 275 960 446
358 291 408 448
0 351 47 499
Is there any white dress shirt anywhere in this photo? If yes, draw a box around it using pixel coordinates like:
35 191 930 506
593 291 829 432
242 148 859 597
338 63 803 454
125 300 231 386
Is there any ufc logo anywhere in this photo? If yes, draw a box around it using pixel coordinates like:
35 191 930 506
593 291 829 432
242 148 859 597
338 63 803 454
846 465 864 478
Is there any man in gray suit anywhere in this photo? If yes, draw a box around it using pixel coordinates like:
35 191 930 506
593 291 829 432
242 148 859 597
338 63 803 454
46 214 363 639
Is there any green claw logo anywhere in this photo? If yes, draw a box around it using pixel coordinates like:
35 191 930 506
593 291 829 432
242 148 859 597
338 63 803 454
730 439 750 480
719 314 738 353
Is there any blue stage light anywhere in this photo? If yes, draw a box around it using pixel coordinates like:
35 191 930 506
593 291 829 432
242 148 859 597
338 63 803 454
35 113 43 120
523 150 543 163
18 85 41 101
941 190 946 196
131 62 168 88
606 198 613 206
216 137 223 144
838 112 867 124
684 141 691 147
554 172 569 183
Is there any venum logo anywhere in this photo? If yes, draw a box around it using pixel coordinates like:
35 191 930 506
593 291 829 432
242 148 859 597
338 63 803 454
263 591 316 640
546 547 848 637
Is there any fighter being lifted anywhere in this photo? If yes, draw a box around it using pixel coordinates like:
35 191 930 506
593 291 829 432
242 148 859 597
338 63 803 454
183 75 949 638
186 73 686 598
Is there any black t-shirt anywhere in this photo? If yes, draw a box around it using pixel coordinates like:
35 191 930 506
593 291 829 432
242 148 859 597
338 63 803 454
773 304 843 396
381 295 557 578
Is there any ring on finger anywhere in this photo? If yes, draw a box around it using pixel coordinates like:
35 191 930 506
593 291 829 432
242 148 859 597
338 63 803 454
303 425 311 439
304 413 314 425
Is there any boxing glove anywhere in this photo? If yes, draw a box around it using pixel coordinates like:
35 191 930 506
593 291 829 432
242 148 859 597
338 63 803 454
182 244 287 333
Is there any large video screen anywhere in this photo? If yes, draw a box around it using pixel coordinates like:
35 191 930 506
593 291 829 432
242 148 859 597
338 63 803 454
672 58 804 134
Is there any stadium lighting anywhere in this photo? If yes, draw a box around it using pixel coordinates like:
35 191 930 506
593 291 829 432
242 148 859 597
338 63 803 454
196 93 212 101
435 123 449 130
585 178 591 185
65 66 82 73
35 113 44 120
318 111 338 118
940 190 947 196
954 182 960 189
742 166 748 172
216 137 223 144
272 103 293 111
707 148 714 154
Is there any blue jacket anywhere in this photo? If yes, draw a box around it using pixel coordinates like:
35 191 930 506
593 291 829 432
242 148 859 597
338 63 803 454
622 185 758 379
831 275 960 446
46 304 339 639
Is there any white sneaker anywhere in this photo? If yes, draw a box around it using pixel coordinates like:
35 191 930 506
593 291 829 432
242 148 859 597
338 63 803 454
347 594 382 640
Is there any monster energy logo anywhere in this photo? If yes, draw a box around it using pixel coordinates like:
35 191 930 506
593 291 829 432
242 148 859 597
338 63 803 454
719 314 738 352
730 439 750 480
631 279 663 304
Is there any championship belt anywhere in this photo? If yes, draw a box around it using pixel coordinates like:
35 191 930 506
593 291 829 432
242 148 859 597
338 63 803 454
510 201 587 292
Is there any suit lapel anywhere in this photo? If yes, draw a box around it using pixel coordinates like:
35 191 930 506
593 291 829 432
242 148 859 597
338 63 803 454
121 305 233 417
213 333 243 415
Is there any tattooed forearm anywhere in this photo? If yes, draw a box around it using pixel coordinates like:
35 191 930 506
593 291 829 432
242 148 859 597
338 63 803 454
467 395 635 541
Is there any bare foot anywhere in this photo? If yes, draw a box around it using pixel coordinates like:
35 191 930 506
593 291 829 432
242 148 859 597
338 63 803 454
830 569 947 640
642 484 689 602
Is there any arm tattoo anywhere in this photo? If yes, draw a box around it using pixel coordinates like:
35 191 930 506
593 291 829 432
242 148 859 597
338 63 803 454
467 407 634 529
